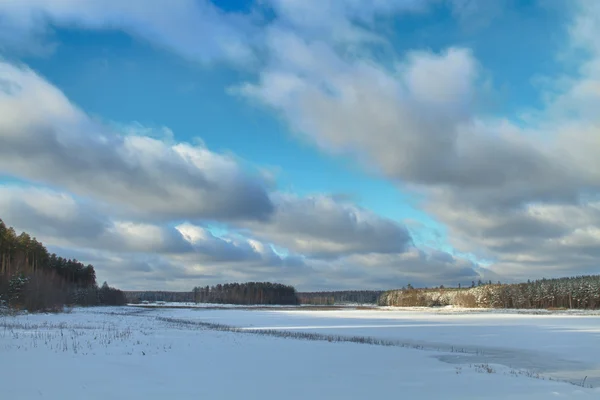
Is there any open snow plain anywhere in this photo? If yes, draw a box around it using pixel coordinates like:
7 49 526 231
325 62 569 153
2 306 600 399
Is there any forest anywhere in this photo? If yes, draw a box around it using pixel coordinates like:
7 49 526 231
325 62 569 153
379 275 600 309
298 290 383 305
0 218 126 311
125 291 194 303
192 282 299 305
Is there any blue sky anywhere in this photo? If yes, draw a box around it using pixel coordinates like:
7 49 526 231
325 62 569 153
21 27 435 226
1 0 599 290
17 0 560 231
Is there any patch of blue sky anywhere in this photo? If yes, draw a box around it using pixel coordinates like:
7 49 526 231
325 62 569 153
21 27 445 241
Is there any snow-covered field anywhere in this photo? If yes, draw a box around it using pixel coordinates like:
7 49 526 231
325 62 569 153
2 306 599 399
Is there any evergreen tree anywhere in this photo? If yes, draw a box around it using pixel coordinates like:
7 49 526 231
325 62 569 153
0 218 126 310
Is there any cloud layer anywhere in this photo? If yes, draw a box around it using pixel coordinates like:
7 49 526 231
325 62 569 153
0 184 470 290
237 0 600 282
0 62 470 290
242 194 412 259
3 0 599 289
0 61 274 222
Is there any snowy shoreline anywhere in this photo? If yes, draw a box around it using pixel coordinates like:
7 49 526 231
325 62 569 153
128 302 600 316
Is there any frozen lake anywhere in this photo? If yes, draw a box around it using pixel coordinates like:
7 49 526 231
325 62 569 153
162 306 600 386
2 306 599 399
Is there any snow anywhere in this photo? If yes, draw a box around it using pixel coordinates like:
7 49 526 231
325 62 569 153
128 301 308 308
172 307 600 384
2 306 599 399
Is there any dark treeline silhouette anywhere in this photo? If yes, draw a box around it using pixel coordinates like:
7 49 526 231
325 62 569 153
298 290 383 305
97 282 128 306
0 218 126 311
192 282 299 305
379 275 600 309
125 291 194 303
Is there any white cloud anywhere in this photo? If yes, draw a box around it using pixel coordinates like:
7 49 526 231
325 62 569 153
0 61 274 221
234 0 600 283
0 0 257 63
6 0 599 288
239 32 580 201
263 0 428 45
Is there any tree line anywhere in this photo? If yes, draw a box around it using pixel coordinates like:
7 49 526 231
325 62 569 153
298 290 383 305
0 218 126 311
125 291 195 303
192 282 299 305
378 275 600 309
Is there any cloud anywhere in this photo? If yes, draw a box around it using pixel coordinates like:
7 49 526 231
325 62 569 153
431 200 600 280
242 193 412 259
0 61 274 221
0 184 303 268
263 0 428 45
45 243 483 292
7 0 596 289
174 222 306 265
1 183 490 290
239 34 585 207
233 0 600 284
0 185 189 254
304 248 491 290
0 185 108 244
47 243 311 291
0 59 472 290
414 1 600 281
447 0 508 30
44 247 205 291
0 0 257 63
568 1 600 55
0 0 496 62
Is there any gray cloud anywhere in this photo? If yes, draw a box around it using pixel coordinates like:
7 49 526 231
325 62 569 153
304 248 492 291
242 193 412 259
0 185 291 265
239 36 588 210
0 183 488 291
0 185 190 254
0 186 108 242
43 241 313 291
0 62 274 222
45 247 204 290
426 196 600 279
46 243 485 292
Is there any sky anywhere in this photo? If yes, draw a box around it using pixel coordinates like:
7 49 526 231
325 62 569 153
1 0 599 291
